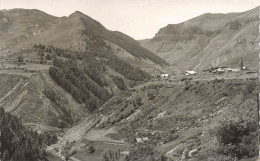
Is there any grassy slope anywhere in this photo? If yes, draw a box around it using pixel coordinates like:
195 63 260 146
0 9 58 49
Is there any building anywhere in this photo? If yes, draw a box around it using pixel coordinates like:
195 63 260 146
186 71 197 75
216 68 225 73
136 138 143 143
136 137 149 143
161 74 169 78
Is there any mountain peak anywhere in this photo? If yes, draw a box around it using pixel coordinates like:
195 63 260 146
69 11 86 18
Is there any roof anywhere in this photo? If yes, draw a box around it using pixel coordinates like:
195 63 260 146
136 138 143 143
186 71 197 74
143 137 149 141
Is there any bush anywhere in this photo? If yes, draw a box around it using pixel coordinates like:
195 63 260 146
199 104 258 160
45 54 51 60
133 97 142 108
17 56 23 63
181 78 187 82
88 144 95 153
213 118 257 159
147 90 155 100
113 76 126 90
184 85 191 91
229 21 242 30
222 92 228 97
246 81 255 94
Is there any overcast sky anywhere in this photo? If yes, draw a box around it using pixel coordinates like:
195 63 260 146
0 0 259 39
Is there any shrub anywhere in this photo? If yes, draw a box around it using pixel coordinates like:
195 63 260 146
45 54 51 60
184 85 191 91
222 92 228 97
113 76 126 90
229 21 242 30
88 144 95 153
136 97 142 106
246 81 255 94
17 56 23 63
147 90 155 100
181 78 187 82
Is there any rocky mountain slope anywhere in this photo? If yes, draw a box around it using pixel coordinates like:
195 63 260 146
139 7 259 71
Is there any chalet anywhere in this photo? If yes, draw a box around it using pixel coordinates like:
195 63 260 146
242 66 247 70
161 74 169 78
216 68 225 73
136 138 143 143
204 67 233 74
186 71 197 75
224 68 232 72
136 137 149 143
143 137 149 142
231 68 240 72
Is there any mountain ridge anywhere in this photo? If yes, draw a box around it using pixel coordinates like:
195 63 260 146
0 8 168 67
139 6 259 71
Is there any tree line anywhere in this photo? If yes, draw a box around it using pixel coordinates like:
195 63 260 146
49 58 112 112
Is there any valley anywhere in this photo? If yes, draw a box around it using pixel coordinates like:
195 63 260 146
45 72 258 161
0 7 258 161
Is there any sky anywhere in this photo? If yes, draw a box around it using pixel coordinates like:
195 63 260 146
0 0 259 39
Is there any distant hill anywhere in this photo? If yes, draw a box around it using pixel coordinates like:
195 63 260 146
139 7 259 71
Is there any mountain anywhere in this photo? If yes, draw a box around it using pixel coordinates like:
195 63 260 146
0 9 168 68
139 7 259 71
0 9 168 129
0 9 58 50
0 8 258 161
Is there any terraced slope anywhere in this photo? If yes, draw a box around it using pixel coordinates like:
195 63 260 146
0 70 86 129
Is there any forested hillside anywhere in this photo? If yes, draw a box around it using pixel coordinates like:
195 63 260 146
0 107 57 161
42 36 152 111
80 29 153 81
